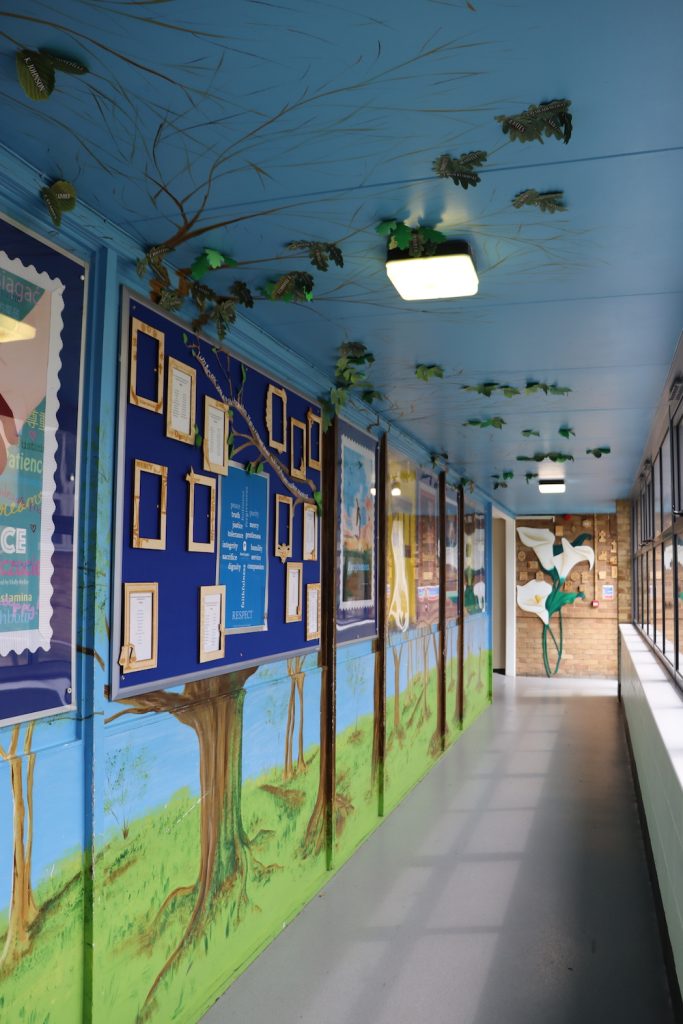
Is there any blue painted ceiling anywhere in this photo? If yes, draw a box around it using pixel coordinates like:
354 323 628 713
2 0 683 511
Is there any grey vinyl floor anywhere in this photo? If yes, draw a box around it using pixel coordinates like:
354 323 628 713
201 676 679 1024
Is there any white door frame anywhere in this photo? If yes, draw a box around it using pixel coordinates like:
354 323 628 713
492 507 517 676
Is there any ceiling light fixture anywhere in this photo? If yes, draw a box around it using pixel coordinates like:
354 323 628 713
390 479 401 497
538 478 566 494
385 240 478 301
370 485 377 496
0 313 36 344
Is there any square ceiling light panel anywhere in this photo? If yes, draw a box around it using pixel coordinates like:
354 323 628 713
386 241 478 301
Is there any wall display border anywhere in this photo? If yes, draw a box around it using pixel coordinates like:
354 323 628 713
111 290 322 699
0 213 87 726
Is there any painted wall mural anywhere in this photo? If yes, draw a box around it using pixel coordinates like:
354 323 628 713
463 499 492 727
516 525 594 675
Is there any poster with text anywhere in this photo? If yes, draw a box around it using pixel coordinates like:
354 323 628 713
0 218 85 725
219 463 269 632
337 423 377 641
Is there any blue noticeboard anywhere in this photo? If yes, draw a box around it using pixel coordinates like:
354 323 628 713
219 464 269 633
112 292 322 699
0 216 86 726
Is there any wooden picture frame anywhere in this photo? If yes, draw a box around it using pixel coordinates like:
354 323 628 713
132 459 167 550
266 384 287 453
290 418 307 480
285 562 303 623
166 357 197 444
199 584 226 663
307 409 322 471
274 493 293 563
186 468 216 553
203 396 229 476
302 502 318 561
306 582 321 640
120 582 158 673
129 317 164 413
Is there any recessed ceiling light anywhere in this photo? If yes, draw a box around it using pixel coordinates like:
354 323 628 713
538 479 566 494
385 241 478 301
390 479 401 496
0 313 36 343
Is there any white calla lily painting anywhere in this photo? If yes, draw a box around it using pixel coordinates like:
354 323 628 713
516 525 595 675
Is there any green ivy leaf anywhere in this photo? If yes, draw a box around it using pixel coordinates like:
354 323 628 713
586 446 611 458
558 426 575 439
521 429 540 437
376 220 397 237
462 381 499 397
512 189 565 214
392 222 413 250
502 471 514 480
525 473 538 483
415 363 445 382
16 50 55 101
194 425 202 448
547 451 574 463
313 489 323 514
548 384 572 396
361 388 384 404
501 386 520 397
41 180 77 227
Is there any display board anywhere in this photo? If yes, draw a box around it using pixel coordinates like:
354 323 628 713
112 292 321 698
0 215 86 726
336 421 378 642
445 484 460 624
416 473 439 627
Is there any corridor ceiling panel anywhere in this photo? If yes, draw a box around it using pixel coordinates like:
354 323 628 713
2 0 682 510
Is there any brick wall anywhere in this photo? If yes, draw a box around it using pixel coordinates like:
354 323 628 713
516 507 631 678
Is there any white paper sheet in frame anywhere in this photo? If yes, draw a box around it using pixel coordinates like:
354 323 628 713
0 250 64 657
199 584 225 662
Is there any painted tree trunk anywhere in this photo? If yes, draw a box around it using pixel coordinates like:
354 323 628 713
0 725 37 971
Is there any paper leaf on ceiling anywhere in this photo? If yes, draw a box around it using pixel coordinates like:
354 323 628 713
459 476 475 492
376 220 446 256
462 382 520 397
521 428 540 437
263 271 314 303
430 450 449 469
512 190 565 214
525 381 572 396
433 150 488 189
16 50 55 100
287 240 344 271
40 180 77 228
558 426 575 439
516 451 574 463
464 417 505 429
415 363 445 382
40 51 88 75
16 49 89 101
190 248 238 281
495 99 572 145
492 470 514 489
525 473 538 483
586 446 611 458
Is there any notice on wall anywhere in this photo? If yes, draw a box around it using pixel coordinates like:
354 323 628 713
219 463 269 632
602 583 614 601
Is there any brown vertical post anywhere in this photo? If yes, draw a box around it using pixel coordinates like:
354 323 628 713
437 471 447 752
457 485 465 729
375 434 388 815
321 417 338 869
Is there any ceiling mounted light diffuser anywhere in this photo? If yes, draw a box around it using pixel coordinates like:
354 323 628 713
0 313 36 343
538 479 566 494
386 241 478 301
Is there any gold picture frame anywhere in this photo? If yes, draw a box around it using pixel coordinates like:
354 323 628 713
186 468 216 553
266 383 287 453
302 502 318 561
166 357 197 445
203 396 229 476
274 493 293 563
199 584 226 663
290 418 307 480
129 317 164 413
120 582 158 673
307 409 322 471
285 561 303 623
306 582 321 640
132 459 168 550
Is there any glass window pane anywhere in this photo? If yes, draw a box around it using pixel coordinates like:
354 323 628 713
653 456 662 537
663 540 675 664
651 548 655 634
655 545 664 649
662 432 672 531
